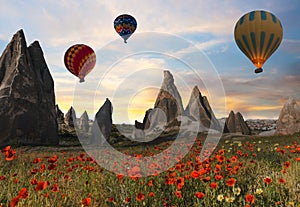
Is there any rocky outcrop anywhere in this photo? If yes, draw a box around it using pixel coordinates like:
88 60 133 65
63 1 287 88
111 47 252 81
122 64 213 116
0 29 58 146
135 70 183 131
154 70 184 123
276 97 300 135
64 106 76 128
56 105 64 124
78 111 89 132
225 111 251 135
91 98 113 143
184 86 221 131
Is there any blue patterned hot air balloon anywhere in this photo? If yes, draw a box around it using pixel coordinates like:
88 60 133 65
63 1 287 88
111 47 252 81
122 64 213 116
114 14 137 43
234 10 283 73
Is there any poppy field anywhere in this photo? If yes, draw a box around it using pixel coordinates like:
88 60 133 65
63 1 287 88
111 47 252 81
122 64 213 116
1 133 300 207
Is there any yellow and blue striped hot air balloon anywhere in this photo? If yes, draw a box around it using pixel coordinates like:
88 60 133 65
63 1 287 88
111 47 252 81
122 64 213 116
234 10 283 73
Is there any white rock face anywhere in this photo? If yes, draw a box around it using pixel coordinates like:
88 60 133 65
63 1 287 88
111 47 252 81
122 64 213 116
276 97 300 135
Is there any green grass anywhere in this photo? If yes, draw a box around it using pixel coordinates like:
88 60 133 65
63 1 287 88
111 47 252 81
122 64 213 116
0 133 300 206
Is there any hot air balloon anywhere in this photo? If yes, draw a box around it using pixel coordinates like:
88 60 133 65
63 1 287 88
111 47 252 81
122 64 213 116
114 14 137 43
64 44 96 82
234 10 283 73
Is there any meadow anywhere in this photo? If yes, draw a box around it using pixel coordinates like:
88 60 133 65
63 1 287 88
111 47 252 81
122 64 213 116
1 133 300 207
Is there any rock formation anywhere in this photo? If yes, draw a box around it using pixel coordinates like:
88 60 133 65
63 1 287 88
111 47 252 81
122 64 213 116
276 96 300 135
135 70 183 131
64 106 76 128
56 105 64 124
225 111 251 135
0 29 58 146
91 98 113 143
78 111 89 132
184 86 221 131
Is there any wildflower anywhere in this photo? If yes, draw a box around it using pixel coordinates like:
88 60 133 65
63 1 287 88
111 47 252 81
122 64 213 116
226 178 236 187
149 192 155 197
195 192 205 199
246 194 255 203
5 149 16 161
35 181 49 191
225 196 235 202
191 170 200 179
284 161 291 169
255 188 263 194
51 183 60 192
217 194 224 202
9 197 19 207
82 197 91 206
175 191 182 199
233 187 241 195
136 192 145 201
210 182 218 189
264 177 272 184
48 155 58 163
18 188 28 199
125 197 131 203
289 201 295 206
278 178 286 184
33 158 42 163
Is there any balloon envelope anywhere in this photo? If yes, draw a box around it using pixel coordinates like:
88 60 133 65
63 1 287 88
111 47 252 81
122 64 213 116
234 10 283 73
64 44 96 82
114 14 137 43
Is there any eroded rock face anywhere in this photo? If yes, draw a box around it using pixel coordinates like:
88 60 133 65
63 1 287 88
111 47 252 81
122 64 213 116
276 97 300 135
64 106 76 128
56 105 64 124
91 98 113 143
0 29 58 147
184 86 221 131
225 111 251 135
78 111 89 132
136 70 183 132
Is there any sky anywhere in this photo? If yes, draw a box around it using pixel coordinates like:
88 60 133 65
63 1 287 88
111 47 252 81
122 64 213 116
0 0 300 124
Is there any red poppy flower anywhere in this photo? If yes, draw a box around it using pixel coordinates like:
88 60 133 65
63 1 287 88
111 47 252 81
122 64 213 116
0 175 6 180
136 192 145 201
117 174 124 181
31 178 38 185
35 181 49 191
283 161 291 169
125 197 131 203
176 177 184 190
191 170 200 179
215 175 223 181
296 157 300 162
18 188 28 199
264 177 272 184
210 182 218 189
51 183 60 192
195 192 205 199
9 197 19 207
82 197 91 206
278 178 286 184
246 194 255 203
148 179 154 186
149 192 155 197
33 158 42 163
5 149 16 161
175 191 182 199
226 178 236 187
48 155 58 163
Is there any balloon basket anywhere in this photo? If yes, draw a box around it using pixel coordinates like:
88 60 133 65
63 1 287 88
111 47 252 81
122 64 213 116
254 68 263 73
